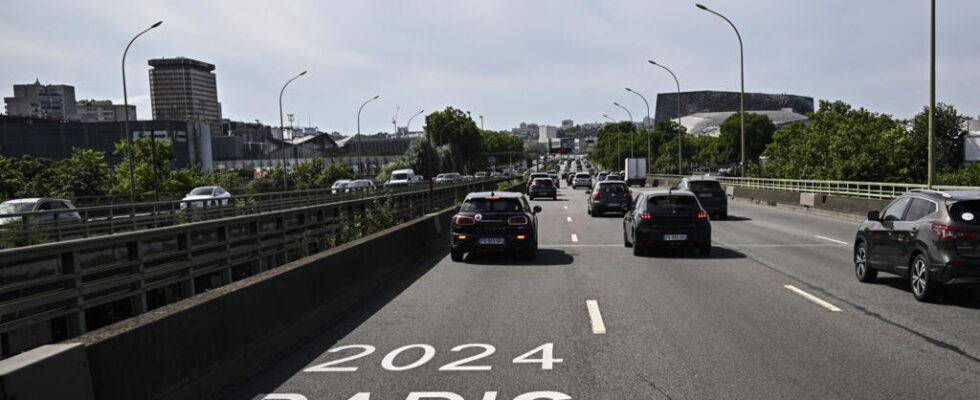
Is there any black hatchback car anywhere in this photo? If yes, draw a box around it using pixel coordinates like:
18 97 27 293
675 177 728 219
623 190 711 256
451 192 542 261
588 180 632 217
854 189 980 301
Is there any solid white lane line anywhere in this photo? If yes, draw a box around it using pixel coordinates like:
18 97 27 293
540 244 620 248
725 244 841 247
567 216 572 222
784 285 842 312
815 235 849 245
585 300 607 334
571 234 579 242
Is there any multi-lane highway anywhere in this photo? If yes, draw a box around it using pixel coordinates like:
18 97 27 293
231 184 980 400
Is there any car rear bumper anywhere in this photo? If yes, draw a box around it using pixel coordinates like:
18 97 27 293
636 226 711 248
452 232 535 253
935 261 980 284
529 190 556 197
592 201 629 213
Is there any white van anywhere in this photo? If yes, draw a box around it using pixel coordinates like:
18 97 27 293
387 169 422 186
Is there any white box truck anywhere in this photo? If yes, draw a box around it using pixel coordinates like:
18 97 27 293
624 158 647 187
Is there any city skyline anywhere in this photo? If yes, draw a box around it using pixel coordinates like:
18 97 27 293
2 0 978 134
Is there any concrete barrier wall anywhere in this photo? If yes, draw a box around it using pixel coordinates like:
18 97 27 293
729 186 892 218
732 187 802 206
77 207 456 400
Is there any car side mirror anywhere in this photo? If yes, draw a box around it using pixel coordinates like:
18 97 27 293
453 206 461 214
533 205 542 214
867 210 880 222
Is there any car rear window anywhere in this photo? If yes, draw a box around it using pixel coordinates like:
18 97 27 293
391 173 408 180
0 202 34 214
646 195 699 215
576 174 590 178
533 178 553 185
461 198 523 213
688 181 722 191
598 183 628 194
949 200 980 225
190 187 215 196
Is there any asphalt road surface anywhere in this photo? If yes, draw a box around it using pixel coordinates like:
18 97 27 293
230 185 980 400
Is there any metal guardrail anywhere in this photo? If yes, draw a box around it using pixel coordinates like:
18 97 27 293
0 179 506 249
0 178 516 357
647 174 980 200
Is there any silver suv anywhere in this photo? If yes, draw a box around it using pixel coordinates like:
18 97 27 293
572 173 593 189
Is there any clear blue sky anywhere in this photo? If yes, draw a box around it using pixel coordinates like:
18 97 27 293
2 0 977 134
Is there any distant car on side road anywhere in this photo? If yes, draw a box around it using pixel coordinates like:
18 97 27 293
387 169 422 187
435 172 462 184
331 179 352 194
346 179 376 193
180 186 231 209
0 198 81 225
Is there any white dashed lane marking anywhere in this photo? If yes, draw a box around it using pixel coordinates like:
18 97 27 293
567 217 572 222
815 235 848 245
784 285 842 312
586 300 607 334
571 234 579 242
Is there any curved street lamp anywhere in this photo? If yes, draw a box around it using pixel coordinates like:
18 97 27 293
613 101 634 158
602 114 615 122
356 95 380 174
625 88 650 172
121 20 162 200
278 70 307 190
697 3 745 176
405 109 425 136
648 60 683 174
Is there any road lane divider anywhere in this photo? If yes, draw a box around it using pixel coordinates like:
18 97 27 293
784 285 842 312
566 217 572 222
586 300 607 334
570 234 579 242
815 235 848 245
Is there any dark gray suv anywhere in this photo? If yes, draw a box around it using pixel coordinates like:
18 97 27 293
675 177 727 219
854 189 980 301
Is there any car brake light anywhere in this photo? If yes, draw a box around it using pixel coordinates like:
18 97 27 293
455 215 475 225
516 234 527 240
624 191 631 198
552 184 556 189
640 211 651 220
593 192 602 199
456 234 468 240
931 224 977 240
508 216 529 225
698 211 708 219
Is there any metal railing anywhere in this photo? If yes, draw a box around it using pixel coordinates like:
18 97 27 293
0 178 518 357
647 174 980 199
0 178 504 249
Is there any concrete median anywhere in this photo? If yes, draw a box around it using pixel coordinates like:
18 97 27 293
74 207 456 400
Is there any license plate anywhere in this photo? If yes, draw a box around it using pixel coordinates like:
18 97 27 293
663 234 687 241
607 202 620 207
478 238 505 245
698 193 713 197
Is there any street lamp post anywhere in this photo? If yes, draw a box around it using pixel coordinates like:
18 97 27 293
480 115 484 130
648 60 683 174
121 21 162 201
278 70 307 191
625 88 651 174
357 95 380 174
928 0 936 189
406 109 425 136
602 114 615 122
613 101 634 158
697 3 745 176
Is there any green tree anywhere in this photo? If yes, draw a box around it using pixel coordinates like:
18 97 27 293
319 162 356 186
292 157 326 190
404 138 440 179
53 148 111 199
717 112 777 165
759 100 914 182
111 137 177 194
909 103 966 181
376 160 410 183
423 107 482 173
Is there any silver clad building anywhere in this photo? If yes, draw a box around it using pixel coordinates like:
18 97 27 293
76 99 136 122
3 80 77 120
148 57 223 133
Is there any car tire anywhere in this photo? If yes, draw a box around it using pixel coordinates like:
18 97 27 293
719 212 727 220
854 241 877 283
553 195 557 200
699 242 711 256
624 227 633 247
529 195 534 200
451 249 464 262
910 253 937 302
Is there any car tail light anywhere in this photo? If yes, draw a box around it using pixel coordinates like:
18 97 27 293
624 191 631 199
551 184 556 189
508 216 529 225
593 192 602 200
455 215 476 225
516 234 527 240
640 211 651 220
931 224 977 240
698 211 708 219
456 234 468 240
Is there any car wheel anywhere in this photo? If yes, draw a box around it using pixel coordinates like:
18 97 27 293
632 232 644 256
910 253 937 302
529 195 534 200
719 212 727 220
699 242 711 256
854 241 877 283
553 195 557 200
451 249 464 262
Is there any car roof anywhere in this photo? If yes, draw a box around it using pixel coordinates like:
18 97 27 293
638 189 696 197
465 191 524 199
682 176 718 182
2 198 43 204
908 189 980 201
596 180 626 185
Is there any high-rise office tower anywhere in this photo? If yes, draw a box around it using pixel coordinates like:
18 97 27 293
148 57 222 132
